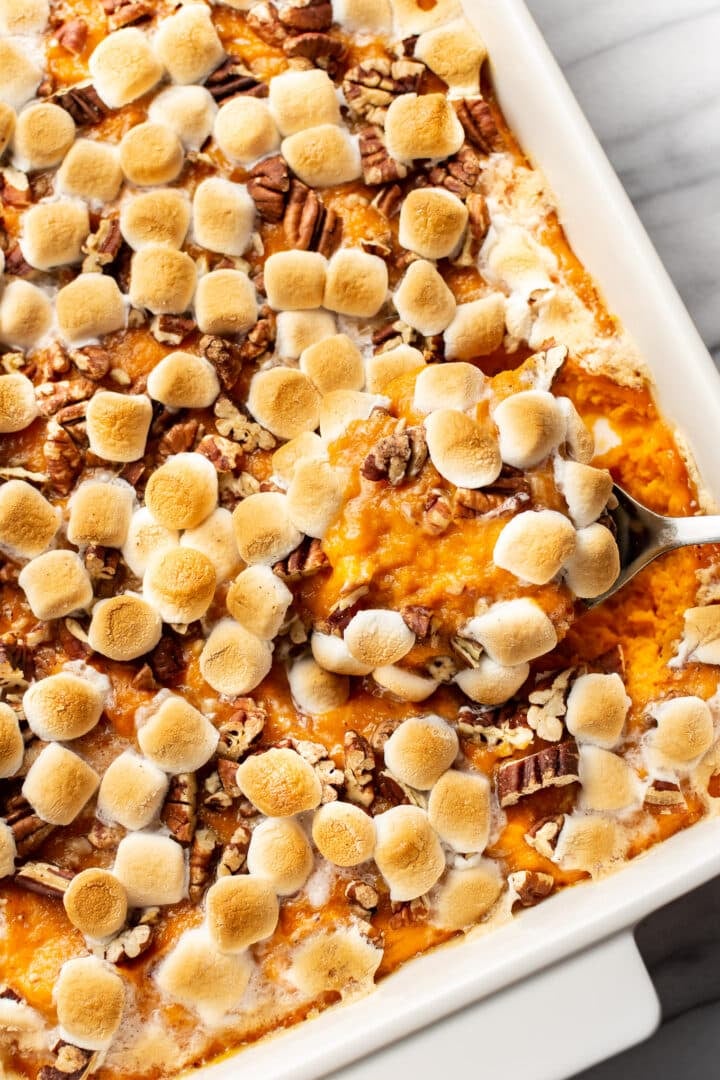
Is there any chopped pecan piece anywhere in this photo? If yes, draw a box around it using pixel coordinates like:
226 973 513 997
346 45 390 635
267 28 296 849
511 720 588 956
273 536 329 582
239 305 277 362
197 433 244 472
455 97 501 154
206 56 268 102
524 814 565 859
14 861 74 897
247 155 291 224
282 0 333 31
3 243 33 276
131 663 157 691
359 125 408 186
150 313 197 347
401 605 433 640
214 396 276 449
467 191 491 247
88 819 125 850
56 18 89 55
70 346 111 381
371 318 419 352
283 32 345 76
1 169 30 207
161 773 198 844
217 758 242 798
389 895 429 927
103 923 153 964
44 419 83 495
645 780 686 809
345 879 379 910
53 83 109 127
81 215 122 273
103 0 153 30
497 740 580 808
246 2 288 46
451 633 483 668
283 180 343 256
84 545 120 597
203 770 233 811
343 730 375 808
189 827 220 902
155 417 200 462
343 58 425 125
708 772 720 799
217 824 251 878
371 183 404 219
148 634 185 687
199 334 244 391
5 796 56 858
422 490 453 536
509 869 555 907
35 378 94 418
322 585 368 635
592 643 626 677
361 426 428 485
217 700 267 760
526 667 574 743
39 1042 99 1080
424 145 481 198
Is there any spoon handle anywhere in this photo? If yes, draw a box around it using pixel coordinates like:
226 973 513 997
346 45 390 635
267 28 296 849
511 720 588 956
659 514 720 552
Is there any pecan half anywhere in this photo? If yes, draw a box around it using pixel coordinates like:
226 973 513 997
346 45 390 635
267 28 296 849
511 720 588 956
56 18 89 55
283 0 332 30
247 155 291 223
496 740 580 808
53 83 109 127
645 779 686 809
199 334 244 391
371 183 404 219
401 605 433 639
343 730 375 807
283 32 345 76
5 795 55 858
206 56 268 103
88 820 125 851
273 536 329 582
161 773 197 845
39 1043 99 1080
359 125 408 186
509 869 554 907
188 827 220 902
455 97 501 154
217 699 267 760
361 426 428 485
246 2 288 46
4 243 33 277
343 58 425 125
14 861 74 897
424 145 481 198
155 418 199 462
283 180 343 256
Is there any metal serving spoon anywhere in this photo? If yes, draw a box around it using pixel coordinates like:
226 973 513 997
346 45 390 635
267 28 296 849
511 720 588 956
586 484 720 608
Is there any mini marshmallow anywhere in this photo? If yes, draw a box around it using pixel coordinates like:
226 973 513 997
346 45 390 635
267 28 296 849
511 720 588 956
565 673 631 749
129 245 197 314
122 507 179 577
384 714 458 789
24 668 108 742
432 862 503 931
444 294 506 360
344 608 415 668
374 805 445 901
144 545 217 623
311 632 374 676
0 279 51 350
372 665 438 702
114 832 186 907
120 189 191 251
414 20 487 95
365 344 425 394
272 432 327 486
192 177 255 257
86 391 153 462
227 565 292 640
394 260 456 336
390 0 462 35
153 4 225 85
399 187 467 260
281 124 362 188
181 507 241 583
0 102 14 156
56 139 123 203
195 269 258 336
0 701 23 778
237 746 322 816
579 746 641 812
63 868 128 941
248 368 321 440
276 310 337 359
0 479 58 558
493 509 576 585
290 929 382 997
558 397 595 464
464 598 558 666
148 84 217 151
553 813 625 877
155 927 251 1025
88 593 163 661
287 654 350 714
319 389 389 442
206 875 279 953
89 28 163 108
20 201 89 271
428 769 490 852
120 121 184 186
97 750 169 830
214 97 279 163
425 409 502 488
147 351 220 410
287 459 344 538
0 372 37 433
486 226 553 296
264 250 327 311
246 816 314 895
413 362 485 415
648 696 714 767
145 453 218 530
0 820 15 877
300 334 364 395
454 654 529 706
555 459 613 528
564 523 620 599
0 40 41 110
323 249 388 318
232 492 302 566
22 743 99 826
386 93 463 164
269 69 340 135
493 390 566 469
54 957 125 1050
200 619 272 695
138 694 219 774
18 550 92 620
333 0 391 32
312 802 376 867
12 102 75 172
56 274 126 344
0 0 48 34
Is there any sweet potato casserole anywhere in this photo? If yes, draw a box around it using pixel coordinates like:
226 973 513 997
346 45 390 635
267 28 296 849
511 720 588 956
0 0 719 1076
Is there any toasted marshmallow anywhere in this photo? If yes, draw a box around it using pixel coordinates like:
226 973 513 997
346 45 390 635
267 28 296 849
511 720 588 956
444 294 506 360
237 746 322 816
454 654 529 706
264 250 327 311
344 609 415 668
227 565 292 640
0 101 14 156
564 523 620 599
232 492 302 566
138 694 219 773
0 0 48 34
555 459 613 528
312 802 375 867
269 69 340 135
0 40 41 110
248 369 320 441
413 362 484 414
390 0 462 35
464 598 557 666
282 124 361 188
399 187 467 260
288 654 350 715
0 479 58 558
428 770 490 853
120 189 191 251
86 391 152 462
22 743 99 825
333 0 391 31
0 372 37 433
56 139 123 203
648 696 714 768
54 957 124 1051
386 94 463 164
393 260 456 335
120 121 184 186
195 269 258 336
0 279 52 350
145 453 218 530
579 746 641 812
311 632 373 676
24 668 108 742
486 227 553 296
374 805 445 901
415 20 486 95
276 310 337 359
558 397 594 464
214 97 279 163
372 664 438 702
677 606 720 666
181 507 241 583
122 507 179 578
156 927 251 1024
63 868 128 941
553 813 625 876
432 862 503 930
192 177 254 257
57 274 125 344
365 344 425 394
246 816 314 895
89 28 162 107
493 509 576 585
493 390 565 469
18 550 92 620
300 334 364 395
20 201 89 270
319 389 389 442
323 249 388 318
0 819 15 877
12 102 75 172
287 459 343 539
148 84 217 150
88 593 163 661
290 929 382 997
147 351 220 410
114 832 186 907
425 409 501 489
129 245 197 315
206 875 279 953
200 619 272 695
384 714 458 789
0 701 23 778
97 750 169 830
144 546 217 623
154 4 224 85
565 672 630 749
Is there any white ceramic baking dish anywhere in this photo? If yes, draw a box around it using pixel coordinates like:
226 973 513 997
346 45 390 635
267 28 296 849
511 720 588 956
197 1 720 1077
